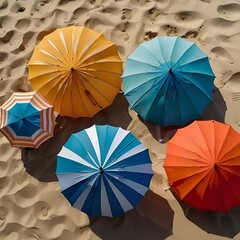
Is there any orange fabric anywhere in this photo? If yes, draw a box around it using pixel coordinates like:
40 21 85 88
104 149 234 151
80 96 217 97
28 26 123 118
164 120 240 212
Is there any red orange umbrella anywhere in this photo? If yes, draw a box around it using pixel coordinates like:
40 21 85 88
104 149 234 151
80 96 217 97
164 120 240 212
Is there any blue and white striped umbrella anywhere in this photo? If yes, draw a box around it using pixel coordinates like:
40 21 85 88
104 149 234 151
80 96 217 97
56 125 153 217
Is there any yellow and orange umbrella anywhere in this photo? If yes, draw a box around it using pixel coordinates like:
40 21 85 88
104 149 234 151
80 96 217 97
164 120 240 212
28 26 122 118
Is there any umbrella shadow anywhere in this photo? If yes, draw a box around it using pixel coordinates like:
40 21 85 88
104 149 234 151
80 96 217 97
137 85 227 143
21 93 132 182
170 190 240 238
137 114 181 144
89 190 174 240
201 86 227 123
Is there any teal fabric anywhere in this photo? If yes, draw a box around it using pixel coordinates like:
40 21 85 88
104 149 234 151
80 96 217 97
122 36 215 127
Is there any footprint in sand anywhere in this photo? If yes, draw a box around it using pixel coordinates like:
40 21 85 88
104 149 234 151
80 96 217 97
148 6 162 22
0 30 15 44
225 72 240 93
210 47 234 64
15 19 31 30
117 21 130 33
182 31 199 39
144 31 158 41
200 0 212 3
10 3 25 14
0 52 7 63
121 8 133 20
217 3 240 21
163 24 178 35
0 0 8 10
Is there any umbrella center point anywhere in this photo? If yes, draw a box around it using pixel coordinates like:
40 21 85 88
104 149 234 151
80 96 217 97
71 67 75 72
168 68 172 74
214 163 218 170
99 167 104 174
21 117 25 120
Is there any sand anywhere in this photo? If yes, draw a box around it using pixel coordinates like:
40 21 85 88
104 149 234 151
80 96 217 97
1 0 240 239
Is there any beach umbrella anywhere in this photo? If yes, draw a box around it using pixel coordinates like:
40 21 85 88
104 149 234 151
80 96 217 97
28 26 122 118
56 125 153 217
164 120 240 212
0 91 55 148
122 36 215 127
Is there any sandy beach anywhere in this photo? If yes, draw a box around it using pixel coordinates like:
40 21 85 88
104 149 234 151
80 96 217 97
1 0 240 239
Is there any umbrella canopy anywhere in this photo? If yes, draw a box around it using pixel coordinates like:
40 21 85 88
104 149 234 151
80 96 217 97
122 36 215 127
56 125 153 217
164 120 240 212
0 91 55 148
28 26 122 118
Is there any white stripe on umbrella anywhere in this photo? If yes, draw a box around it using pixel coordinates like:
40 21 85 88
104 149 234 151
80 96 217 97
59 30 68 54
105 174 133 213
85 125 101 165
57 172 98 191
40 49 59 60
48 39 62 55
100 176 112 217
58 146 98 170
109 174 149 196
103 128 129 167
107 163 153 174
104 144 147 168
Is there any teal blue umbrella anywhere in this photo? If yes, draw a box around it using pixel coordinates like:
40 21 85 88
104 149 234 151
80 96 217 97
122 36 215 127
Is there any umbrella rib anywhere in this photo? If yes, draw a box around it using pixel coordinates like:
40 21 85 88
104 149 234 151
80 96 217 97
74 80 91 116
71 134 99 168
174 79 203 116
104 140 144 169
127 75 167 108
76 72 113 104
141 45 163 66
173 56 210 72
50 73 74 114
123 74 166 96
145 74 170 123
169 37 178 65
175 169 212 199
157 38 171 69
80 68 122 79
174 66 215 77
35 45 69 67
80 43 116 66
122 70 163 79
171 43 196 69
125 57 161 69
104 173 133 211
75 33 102 65
176 73 213 102
30 71 67 90
82 58 122 66
169 136 211 163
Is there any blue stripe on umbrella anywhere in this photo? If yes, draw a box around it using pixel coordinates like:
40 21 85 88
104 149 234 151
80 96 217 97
56 157 97 173
105 173 144 208
96 125 119 166
106 149 151 169
64 134 99 169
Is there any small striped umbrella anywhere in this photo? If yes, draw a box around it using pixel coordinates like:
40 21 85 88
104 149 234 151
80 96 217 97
0 91 55 148
56 125 153 217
